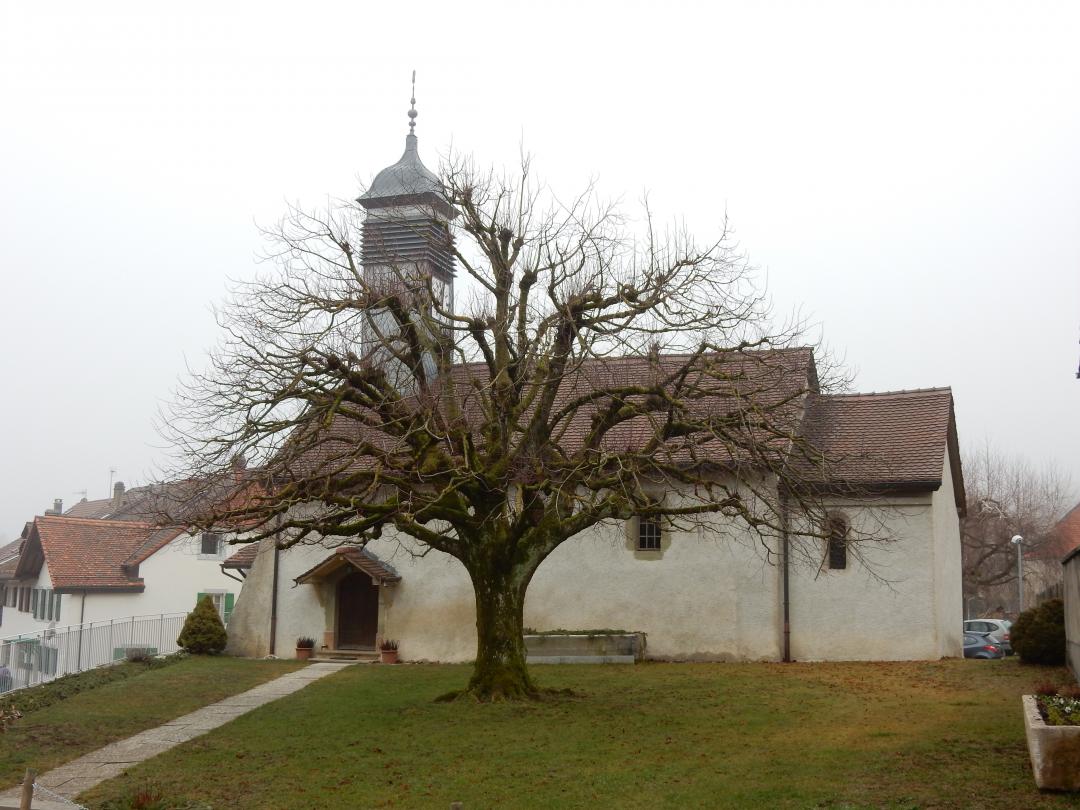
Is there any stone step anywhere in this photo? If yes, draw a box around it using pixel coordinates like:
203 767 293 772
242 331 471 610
309 649 378 663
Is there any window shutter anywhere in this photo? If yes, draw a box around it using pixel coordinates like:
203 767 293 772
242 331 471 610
224 593 235 624
196 592 208 609
53 593 61 622
31 589 39 619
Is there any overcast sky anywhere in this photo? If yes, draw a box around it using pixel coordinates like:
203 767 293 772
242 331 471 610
1 1 1078 539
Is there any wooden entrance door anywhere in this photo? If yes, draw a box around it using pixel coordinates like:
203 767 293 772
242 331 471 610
337 571 379 648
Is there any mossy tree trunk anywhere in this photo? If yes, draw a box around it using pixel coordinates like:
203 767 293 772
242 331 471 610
464 560 538 701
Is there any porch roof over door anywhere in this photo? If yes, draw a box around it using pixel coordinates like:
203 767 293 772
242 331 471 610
293 546 401 585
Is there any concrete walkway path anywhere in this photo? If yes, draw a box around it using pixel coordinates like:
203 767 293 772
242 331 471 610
0 662 353 809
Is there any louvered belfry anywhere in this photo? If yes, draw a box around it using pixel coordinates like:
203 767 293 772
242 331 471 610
357 91 455 315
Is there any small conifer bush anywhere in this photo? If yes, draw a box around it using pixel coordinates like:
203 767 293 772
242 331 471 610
1012 598 1066 666
177 596 227 654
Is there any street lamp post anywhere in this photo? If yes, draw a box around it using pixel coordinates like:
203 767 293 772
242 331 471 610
1011 534 1024 615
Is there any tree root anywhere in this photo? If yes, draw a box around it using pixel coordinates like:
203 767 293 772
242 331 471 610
434 685 579 704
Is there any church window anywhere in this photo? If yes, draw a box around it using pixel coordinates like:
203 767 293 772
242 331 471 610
827 515 849 570
638 517 663 551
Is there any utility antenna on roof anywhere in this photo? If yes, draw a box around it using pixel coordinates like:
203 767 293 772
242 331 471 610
73 489 87 500
408 70 417 136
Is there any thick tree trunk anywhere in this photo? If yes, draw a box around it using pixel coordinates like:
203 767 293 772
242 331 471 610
465 567 537 701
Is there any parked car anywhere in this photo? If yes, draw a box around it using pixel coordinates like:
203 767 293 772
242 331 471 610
964 619 1013 655
963 632 1005 659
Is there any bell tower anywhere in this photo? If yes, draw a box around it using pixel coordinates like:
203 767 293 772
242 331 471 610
358 74 455 345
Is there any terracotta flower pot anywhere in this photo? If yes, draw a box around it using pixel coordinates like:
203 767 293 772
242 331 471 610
296 647 313 661
380 649 398 664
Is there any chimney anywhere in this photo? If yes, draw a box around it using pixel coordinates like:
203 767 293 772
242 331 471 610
46 498 63 515
113 481 126 509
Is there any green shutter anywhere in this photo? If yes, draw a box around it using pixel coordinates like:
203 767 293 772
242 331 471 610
196 592 208 611
53 593 61 622
223 593 235 624
31 589 39 619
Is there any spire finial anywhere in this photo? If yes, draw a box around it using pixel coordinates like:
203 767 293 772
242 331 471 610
408 70 418 136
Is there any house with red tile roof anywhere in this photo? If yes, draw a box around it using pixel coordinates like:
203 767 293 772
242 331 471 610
0 512 242 641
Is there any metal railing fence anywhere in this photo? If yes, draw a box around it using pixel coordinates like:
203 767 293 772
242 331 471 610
0 613 187 694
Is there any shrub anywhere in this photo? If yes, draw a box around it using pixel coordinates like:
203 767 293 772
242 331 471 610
1012 598 1066 666
177 596 227 655
296 637 315 649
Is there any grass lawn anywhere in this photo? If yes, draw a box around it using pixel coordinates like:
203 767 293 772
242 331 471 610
0 656 303 791
75 658 1080 809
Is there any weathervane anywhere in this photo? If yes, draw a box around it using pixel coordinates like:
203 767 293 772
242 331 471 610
408 70 417 136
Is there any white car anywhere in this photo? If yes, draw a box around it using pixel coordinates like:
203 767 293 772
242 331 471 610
963 619 1013 655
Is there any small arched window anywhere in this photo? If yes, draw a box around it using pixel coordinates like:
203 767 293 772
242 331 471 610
826 514 849 570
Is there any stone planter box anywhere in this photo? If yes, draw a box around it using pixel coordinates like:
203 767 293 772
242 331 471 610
524 632 646 664
1023 695 1080 790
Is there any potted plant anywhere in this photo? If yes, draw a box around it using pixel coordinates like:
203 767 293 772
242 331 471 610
1023 684 1080 790
295 636 316 661
379 638 399 664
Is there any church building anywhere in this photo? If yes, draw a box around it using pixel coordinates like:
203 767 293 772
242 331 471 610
224 94 965 664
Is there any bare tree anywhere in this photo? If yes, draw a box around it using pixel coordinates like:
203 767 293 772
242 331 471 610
961 441 1074 609
165 156 863 700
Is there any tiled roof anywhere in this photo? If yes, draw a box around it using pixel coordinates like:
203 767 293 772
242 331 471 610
291 348 818 477
64 478 244 526
294 546 401 584
64 498 115 519
796 387 963 509
283 349 961 508
17 516 183 592
223 543 259 569
0 539 22 580
123 527 190 567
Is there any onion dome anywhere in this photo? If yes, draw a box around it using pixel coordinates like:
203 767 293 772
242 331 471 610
358 79 452 217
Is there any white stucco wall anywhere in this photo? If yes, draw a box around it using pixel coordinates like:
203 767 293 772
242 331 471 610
223 539 274 657
525 519 782 661
225 468 965 663
930 449 964 657
225 533 477 661
787 497 940 660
